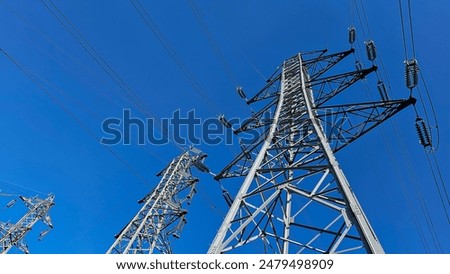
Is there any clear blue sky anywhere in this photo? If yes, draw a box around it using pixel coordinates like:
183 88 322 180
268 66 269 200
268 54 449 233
0 0 448 253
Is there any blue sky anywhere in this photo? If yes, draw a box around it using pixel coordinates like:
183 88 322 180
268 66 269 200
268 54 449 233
0 0 448 253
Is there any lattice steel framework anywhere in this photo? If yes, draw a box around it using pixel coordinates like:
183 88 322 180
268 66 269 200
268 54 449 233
209 49 415 254
107 148 208 254
0 194 55 254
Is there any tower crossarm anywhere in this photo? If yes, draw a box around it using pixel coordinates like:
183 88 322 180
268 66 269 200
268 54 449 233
315 98 415 152
309 66 377 106
246 49 355 105
302 48 354 80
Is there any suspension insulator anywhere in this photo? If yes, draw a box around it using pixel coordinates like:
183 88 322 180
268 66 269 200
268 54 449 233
415 117 432 148
172 216 187 238
377 81 389 101
236 86 247 99
222 189 234 207
193 161 209 173
38 229 51 241
405 59 419 89
43 215 53 228
355 61 363 71
218 114 232 128
348 27 356 44
186 187 197 200
365 40 377 61
6 199 16 208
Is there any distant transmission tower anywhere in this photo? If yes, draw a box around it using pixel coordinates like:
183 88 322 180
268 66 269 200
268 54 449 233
0 194 55 254
107 147 209 254
210 48 415 254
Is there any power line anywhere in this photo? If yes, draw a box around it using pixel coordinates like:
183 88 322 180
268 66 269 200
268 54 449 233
0 0 171 164
40 0 146 114
0 179 47 197
398 0 447 223
378 126 430 252
240 51 267 82
418 70 440 151
186 0 238 87
186 0 274 162
352 0 368 40
37 66 169 164
0 48 152 188
195 180 226 217
129 0 221 115
391 120 444 253
0 0 119 108
351 0 446 251
347 0 355 27
359 63 443 252
431 153 450 208
29 53 169 164
407 0 417 58
39 0 178 150
357 73 431 252
398 0 408 59
131 0 245 160
359 139 410 253
355 0 392 90
358 0 372 39
424 153 450 223
398 0 409 58
322 0 328 48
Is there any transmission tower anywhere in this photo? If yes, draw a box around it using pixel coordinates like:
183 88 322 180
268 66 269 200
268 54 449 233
209 48 415 254
0 194 55 254
107 147 209 254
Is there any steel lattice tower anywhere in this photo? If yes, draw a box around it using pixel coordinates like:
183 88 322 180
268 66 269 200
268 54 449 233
209 49 415 254
0 194 55 254
107 147 208 254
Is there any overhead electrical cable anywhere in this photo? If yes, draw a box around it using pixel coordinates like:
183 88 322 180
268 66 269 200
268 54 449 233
351 0 446 251
398 0 409 58
130 0 221 115
0 0 119 109
186 0 238 87
40 0 181 150
407 0 417 58
399 0 448 221
0 0 170 163
0 48 152 188
0 179 47 197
